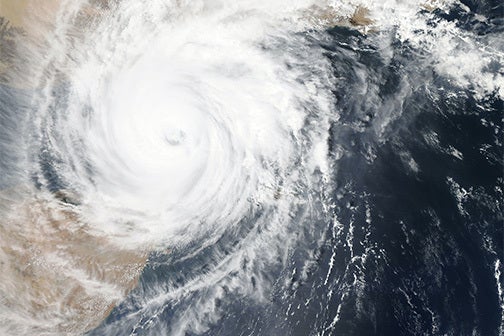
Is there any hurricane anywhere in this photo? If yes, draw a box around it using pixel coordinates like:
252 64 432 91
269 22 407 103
0 0 502 335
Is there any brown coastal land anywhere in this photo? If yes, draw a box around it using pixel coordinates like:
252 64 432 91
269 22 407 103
0 3 148 333
0 189 148 334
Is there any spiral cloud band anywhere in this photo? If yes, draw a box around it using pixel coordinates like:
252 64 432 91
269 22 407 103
39 0 333 249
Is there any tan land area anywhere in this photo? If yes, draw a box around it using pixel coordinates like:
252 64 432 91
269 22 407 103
0 0 113 86
0 189 148 334
0 0 61 24
304 4 375 29
0 2 147 333
0 0 111 31
0 0 62 35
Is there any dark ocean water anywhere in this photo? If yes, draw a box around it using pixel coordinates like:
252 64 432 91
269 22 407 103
86 3 504 336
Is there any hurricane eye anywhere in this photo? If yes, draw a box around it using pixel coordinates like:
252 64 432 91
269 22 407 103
164 128 186 146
